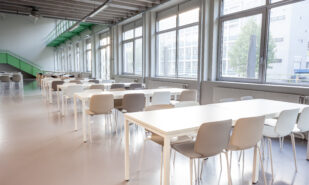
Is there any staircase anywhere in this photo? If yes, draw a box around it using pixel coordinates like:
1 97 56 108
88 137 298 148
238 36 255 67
0 50 43 77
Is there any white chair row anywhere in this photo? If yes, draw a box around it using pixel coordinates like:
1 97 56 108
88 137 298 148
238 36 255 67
219 96 253 103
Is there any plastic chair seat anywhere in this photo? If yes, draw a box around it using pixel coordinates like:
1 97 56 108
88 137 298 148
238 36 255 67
263 125 280 138
172 141 203 158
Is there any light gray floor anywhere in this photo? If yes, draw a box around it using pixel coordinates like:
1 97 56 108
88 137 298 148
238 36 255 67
0 80 308 185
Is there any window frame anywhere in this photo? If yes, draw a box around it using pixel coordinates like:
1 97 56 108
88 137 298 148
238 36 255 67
155 5 200 79
99 31 111 79
85 38 92 72
217 0 306 85
121 19 143 76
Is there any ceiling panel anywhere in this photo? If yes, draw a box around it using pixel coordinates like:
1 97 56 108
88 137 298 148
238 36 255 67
0 0 164 24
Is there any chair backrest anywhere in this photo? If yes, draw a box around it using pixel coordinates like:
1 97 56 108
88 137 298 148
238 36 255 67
111 83 125 89
144 104 174 111
174 101 200 108
275 109 300 136
152 91 171 105
229 116 265 150
89 84 105 90
11 74 21 82
51 80 64 91
0 75 10 82
194 120 232 157
219 98 236 103
129 83 143 90
88 79 99 84
122 93 145 112
179 90 197 101
84 89 103 93
63 85 84 97
69 80 82 84
89 94 114 114
240 96 253 100
109 88 126 91
297 107 309 132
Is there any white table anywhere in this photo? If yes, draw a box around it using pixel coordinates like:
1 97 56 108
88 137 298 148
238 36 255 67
73 88 186 142
123 99 308 185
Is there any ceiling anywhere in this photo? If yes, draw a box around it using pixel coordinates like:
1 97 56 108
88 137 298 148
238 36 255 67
0 0 163 24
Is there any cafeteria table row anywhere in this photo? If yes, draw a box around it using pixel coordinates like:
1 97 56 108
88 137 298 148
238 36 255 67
124 99 309 185
73 88 186 142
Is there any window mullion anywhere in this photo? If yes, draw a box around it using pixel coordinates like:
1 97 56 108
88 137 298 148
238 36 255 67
175 6 179 78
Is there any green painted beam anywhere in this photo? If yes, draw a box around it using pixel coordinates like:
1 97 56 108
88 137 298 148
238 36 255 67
47 23 94 47
0 52 43 77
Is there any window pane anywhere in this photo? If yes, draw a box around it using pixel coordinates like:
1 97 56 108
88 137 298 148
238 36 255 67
178 26 199 78
76 46 80 72
86 50 92 72
100 47 110 80
157 31 176 77
220 14 262 79
223 0 265 15
179 8 200 26
158 15 176 31
266 1 309 85
135 38 143 75
135 26 142 37
123 42 134 73
124 30 134 40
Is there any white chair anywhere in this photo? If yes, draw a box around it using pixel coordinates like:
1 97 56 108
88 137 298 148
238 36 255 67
293 107 309 158
228 116 267 185
151 91 171 105
263 108 300 180
89 84 105 90
240 96 253 100
62 85 84 115
86 94 115 142
219 98 236 103
172 120 233 185
174 101 200 108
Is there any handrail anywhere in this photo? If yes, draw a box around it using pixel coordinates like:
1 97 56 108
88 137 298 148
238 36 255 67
44 20 76 45
0 49 42 70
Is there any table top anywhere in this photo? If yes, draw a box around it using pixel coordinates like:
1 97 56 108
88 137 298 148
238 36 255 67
75 88 185 100
124 99 309 136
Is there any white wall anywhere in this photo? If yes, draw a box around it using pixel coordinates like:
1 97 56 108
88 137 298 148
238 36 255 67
0 13 55 71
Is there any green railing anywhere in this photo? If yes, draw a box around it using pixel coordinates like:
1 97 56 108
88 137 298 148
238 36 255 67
45 20 76 45
0 50 43 77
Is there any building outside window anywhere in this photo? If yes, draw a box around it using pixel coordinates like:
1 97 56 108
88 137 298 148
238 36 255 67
122 19 143 75
218 0 309 85
156 0 200 79
85 39 92 72
99 32 111 79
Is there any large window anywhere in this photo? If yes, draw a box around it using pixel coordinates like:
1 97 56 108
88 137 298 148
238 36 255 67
122 19 143 75
99 32 111 79
156 2 200 79
75 43 80 72
85 39 92 72
218 0 309 85
68 45 73 72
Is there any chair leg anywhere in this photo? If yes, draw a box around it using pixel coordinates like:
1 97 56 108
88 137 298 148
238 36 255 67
190 158 193 185
267 138 274 181
113 110 118 135
224 152 233 185
160 148 163 185
219 153 222 171
87 115 92 143
257 146 268 185
238 150 242 164
307 132 309 160
261 137 265 160
229 151 233 170
242 150 245 174
290 133 298 172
